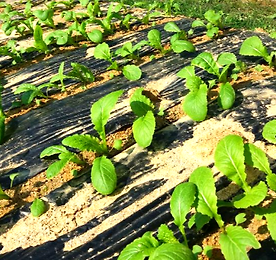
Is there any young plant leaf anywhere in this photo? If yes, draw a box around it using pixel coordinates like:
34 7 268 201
45 30 69 45
0 185 10 200
122 65 142 81
217 52 237 66
214 135 249 191
149 243 195 260
94 42 111 61
147 29 163 51
235 213 247 225
40 145 69 158
133 110 155 148
177 65 195 79
171 40 195 53
189 166 224 228
91 90 123 142
31 198 47 217
33 24 48 53
118 231 159 260
267 173 276 191
164 21 181 32
62 134 104 153
219 225 260 260
130 88 154 117
91 155 117 195
262 120 276 144
46 155 72 179
170 182 196 228
87 29 103 43
233 181 267 208
265 212 276 242
218 82 235 110
244 143 272 175
191 52 220 77
157 224 178 244
183 83 208 121
239 36 269 62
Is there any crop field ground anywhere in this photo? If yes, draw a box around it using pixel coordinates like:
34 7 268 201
0 0 276 259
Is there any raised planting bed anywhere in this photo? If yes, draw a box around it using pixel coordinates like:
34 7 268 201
0 1 276 259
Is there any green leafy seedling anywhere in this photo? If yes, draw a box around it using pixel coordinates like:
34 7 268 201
41 90 123 194
122 65 142 81
14 83 48 106
87 29 103 44
239 36 276 67
0 40 24 64
9 173 19 188
87 0 101 18
262 120 276 144
50 62 70 91
94 42 119 70
31 198 47 217
130 88 156 148
67 62 95 84
29 25 49 54
147 29 167 54
45 30 74 46
191 9 224 38
115 41 147 60
33 8 55 28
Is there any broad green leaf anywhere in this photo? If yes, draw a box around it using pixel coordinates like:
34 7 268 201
204 10 223 27
33 25 48 52
118 232 159 260
171 40 195 53
94 42 111 61
192 20 205 28
206 26 219 39
91 90 123 140
170 182 196 227
164 21 181 32
265 212 276 242
40 145 68 158
91 156 117 195
189 166 224 228
188 212 211 230
233 181 267 208
133 110 155 148
14 84 38 94
58 151 84 165
219 225 260 260
46 157 71 179
183 83 208 121
122 65 142 81
149 243 195 260
157 224 178 243
31 198 47 217
45 30 69 45
217 52 237 66
185 75 204 92
266 173 276 191
239 36 269 61
214 135 248 190
0 185 10 200
147 29 163 51
62 134 103 153
177 65 195 79
262 120 276 144
191 52 220 76
130 88 154 117
218 64 230 83
87 29 103 43
244 143 272 175
218 82 235 109
235 213 247 225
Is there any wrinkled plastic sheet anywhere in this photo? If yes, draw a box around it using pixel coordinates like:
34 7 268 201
0 75 276 259
1 29 275 189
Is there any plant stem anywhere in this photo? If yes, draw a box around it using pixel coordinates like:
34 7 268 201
179 225 188 246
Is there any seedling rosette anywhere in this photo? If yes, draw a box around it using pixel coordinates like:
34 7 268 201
40 90 124 195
